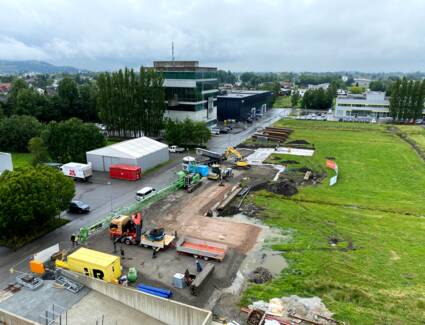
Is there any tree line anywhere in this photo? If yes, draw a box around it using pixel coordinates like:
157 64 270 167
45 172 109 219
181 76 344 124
301 86 337 110
390 78 425 121
97 67 165 137
0 115 105 164
164 118 211 147
2 77 98 123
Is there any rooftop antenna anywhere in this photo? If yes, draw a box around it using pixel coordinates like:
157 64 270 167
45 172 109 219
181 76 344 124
171 41 175 65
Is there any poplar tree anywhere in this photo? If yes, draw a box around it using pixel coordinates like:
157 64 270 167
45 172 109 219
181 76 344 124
97 67 165 137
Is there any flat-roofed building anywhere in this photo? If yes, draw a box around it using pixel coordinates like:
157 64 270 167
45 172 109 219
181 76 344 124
335 91 390 118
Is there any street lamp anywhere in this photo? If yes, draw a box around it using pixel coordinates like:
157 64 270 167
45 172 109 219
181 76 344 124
107 181 112 212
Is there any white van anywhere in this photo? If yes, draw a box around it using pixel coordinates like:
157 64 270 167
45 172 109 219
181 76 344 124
136 187 156 201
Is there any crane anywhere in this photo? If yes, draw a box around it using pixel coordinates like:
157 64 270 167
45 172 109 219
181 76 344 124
224 147 250 169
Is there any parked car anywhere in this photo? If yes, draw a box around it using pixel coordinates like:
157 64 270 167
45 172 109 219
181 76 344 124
136 187 156 201
220 127 231 134
69 200 90 214
168 145 185 153
210 128 220 135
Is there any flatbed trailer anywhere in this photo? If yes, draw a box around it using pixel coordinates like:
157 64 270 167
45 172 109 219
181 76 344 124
176 236 227 261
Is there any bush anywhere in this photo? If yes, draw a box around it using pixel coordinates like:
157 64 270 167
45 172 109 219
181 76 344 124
0 166 75 247
0 115 42 152
42 118 106 163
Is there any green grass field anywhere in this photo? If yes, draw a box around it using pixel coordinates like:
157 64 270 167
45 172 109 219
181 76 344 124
243 120 425 324
273 96 292 108
397 125 425 152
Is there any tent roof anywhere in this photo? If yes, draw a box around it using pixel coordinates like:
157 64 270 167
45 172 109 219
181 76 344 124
86 137 168 159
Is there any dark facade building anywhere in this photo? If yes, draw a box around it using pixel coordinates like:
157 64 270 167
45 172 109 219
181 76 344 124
217 90 273 122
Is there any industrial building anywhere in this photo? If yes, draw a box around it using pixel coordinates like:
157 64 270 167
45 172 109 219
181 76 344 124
335 91 390 118
217 90 273 122
153 61 218 125
0 152 13 175
86 137 169 172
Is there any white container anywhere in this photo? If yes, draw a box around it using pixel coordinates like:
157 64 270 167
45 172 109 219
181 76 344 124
173 273 186 288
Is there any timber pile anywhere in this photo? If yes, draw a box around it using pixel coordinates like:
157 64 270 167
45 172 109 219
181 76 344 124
252 127 293 142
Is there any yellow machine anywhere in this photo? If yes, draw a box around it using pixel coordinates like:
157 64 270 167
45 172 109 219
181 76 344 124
224 147 250 169
55 248 121 283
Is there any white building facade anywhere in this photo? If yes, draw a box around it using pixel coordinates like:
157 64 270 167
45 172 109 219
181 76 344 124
335 91 390 118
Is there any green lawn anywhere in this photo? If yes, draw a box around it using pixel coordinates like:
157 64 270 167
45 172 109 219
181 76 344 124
243 120 425 324
11 153 32 168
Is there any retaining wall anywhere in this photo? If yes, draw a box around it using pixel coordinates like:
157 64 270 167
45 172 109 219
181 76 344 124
0 308 40 325
63 270 212 325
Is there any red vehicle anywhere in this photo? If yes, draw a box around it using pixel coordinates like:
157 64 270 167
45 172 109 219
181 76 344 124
109 164 141 181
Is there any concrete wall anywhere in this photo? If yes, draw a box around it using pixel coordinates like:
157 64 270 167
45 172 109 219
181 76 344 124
63 270 212 325
0 308 40 325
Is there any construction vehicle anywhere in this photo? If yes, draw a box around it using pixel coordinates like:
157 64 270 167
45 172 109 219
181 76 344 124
195 148 224 163
109 215 175 249
224 147 250 169
55 248 121 283
109 215 136 240
208 164 233 181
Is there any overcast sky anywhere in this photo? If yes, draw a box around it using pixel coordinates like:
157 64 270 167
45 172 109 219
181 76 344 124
0 0 424 72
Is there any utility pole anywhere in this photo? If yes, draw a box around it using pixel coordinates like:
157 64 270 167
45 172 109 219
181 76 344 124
172 41 175 65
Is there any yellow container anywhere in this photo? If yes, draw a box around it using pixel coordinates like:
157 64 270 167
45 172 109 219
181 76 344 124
56 248 121 283
29 260 45 274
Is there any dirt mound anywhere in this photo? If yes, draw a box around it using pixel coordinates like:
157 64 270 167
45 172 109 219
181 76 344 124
251 179 298 197
267 180 298 196
249 267 273 284
286 139 310 145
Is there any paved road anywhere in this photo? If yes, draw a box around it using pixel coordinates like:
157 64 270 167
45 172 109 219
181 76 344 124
0 108 288 286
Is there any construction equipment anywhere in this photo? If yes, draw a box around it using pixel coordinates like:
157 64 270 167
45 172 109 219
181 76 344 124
196 148 224 163
15 273 43 290
224 147 250 169
55 248 121 283
55 275 84 293
208 164 233 181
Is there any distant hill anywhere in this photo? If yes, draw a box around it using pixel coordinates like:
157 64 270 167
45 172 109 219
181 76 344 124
0 60 86 74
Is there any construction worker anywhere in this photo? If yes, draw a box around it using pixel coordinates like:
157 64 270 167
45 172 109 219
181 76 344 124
132 212 142 244
196 258 203 273
70 234 76 247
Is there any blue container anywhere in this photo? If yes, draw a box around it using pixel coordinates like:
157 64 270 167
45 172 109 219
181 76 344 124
188 164 198 174
197 165 209 177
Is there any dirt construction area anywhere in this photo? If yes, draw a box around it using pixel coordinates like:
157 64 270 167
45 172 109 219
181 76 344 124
85 166 276 308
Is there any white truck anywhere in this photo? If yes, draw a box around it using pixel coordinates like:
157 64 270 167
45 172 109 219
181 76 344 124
61 162 93 181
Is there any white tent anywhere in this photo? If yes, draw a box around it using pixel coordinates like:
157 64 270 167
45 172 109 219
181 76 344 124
86 137 169 172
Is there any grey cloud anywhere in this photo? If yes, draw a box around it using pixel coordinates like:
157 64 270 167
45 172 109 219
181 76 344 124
0 0 424 71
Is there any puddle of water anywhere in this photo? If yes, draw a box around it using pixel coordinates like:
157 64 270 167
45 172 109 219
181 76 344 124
262 253 288 276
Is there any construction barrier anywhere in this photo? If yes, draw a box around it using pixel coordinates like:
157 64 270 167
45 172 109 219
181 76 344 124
62 270 212 325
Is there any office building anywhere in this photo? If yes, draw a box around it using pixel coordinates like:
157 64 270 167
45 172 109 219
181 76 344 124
335 91 390 118
153 61 218 125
